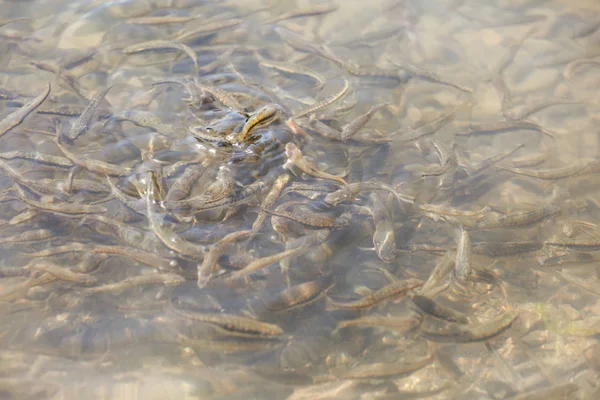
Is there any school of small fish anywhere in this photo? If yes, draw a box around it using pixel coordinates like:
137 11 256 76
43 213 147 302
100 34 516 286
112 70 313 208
1 0 600 398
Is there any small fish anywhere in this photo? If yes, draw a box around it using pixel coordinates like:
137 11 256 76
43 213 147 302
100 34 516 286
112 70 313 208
411 294 469 324
292 78 350 119
455 228 472 282
337 313 422 331
188 126 233 145
152 77 205 105
27 243 87 257
232 229 330 278
105 177 146 215
231 104 283 143
0 273 56 302
43 178 109 195
504 100 581 121
324 181 413 207
171 18 243 43
260 279 331 312
330 25 403 47
340 103 388 142
0 151 72 168
197 230 252 288
369 192 396 263
475 205 560 229
510 151 547 168
328 278 423 310
0 160 70 201
284 143 347 186
269 200 308 238
0 229 54 244
0 83 50 137
419 203 489 218
421 310 519 343
456 120 556 139
259 206 348 229
36 103 95 117
91 246 177 271
63 166 76 195
163 166 235 213
390 59 472 93
181 175 274 213
0 267 29 278
545 238 600 251
0 17 30 28
366 386 452 400
472 241 542 257
30 62 86 99
145 172 206 259
265 4 338 24
230 247 304 279
85 215 161 253
340 353 433 379
114 110 173 135
422 141 457 177
126 15 203 25
498 161 592 179
170 307 284 338
252 173 290 232
539 250 599 266
421 252 455 294
343 63 405 82
29 262 97 285
507 383 579 400
18 195 107 215
67 85 112 141
255 52 326 89
463 143 525 176
305 118 343 141
282 182 336 197
165 164 206 202
123 40 199 76
390 105 459 142
82 273 185 295
8 209 34 225
194 81 247 115
56 135 131 176
274 25 326 54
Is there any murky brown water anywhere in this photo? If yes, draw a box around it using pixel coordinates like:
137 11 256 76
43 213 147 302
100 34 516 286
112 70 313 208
1 0 600 398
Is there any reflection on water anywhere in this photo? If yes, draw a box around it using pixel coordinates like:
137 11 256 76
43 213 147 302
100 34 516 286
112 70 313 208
1 0 600 398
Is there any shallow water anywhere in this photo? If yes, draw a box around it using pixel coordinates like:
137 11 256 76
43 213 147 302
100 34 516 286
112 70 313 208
1 0 600 398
